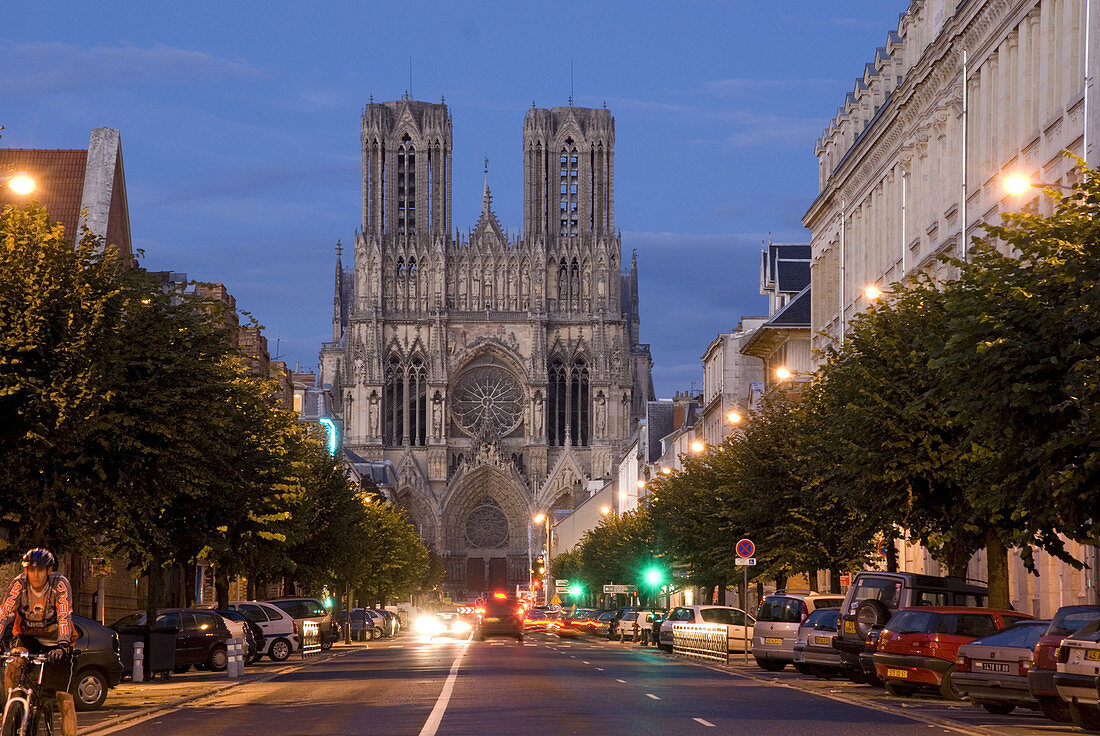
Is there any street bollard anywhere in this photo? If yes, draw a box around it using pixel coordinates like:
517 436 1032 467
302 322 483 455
226 638 242 678
133 642 144 683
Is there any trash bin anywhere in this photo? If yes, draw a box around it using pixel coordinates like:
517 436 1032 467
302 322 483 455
116 626 177 677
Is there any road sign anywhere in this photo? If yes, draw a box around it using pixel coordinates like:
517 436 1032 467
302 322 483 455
555 579 569 586
736 538 755 558
474 597 485 607
840 572 851 587
734 557 756 566
550 593 561 605
603 584 636 594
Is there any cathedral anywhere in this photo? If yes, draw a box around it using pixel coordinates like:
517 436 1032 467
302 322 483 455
320 97 653 599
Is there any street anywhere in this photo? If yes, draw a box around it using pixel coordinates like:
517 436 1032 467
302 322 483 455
80 633 1043 736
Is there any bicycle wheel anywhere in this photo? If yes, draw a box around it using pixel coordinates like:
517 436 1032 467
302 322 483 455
32 701 53 736
1 700 26 736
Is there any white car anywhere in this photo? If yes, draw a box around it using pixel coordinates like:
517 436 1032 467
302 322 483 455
1053 618 1100 730
658 605 755 653
228 600 300 661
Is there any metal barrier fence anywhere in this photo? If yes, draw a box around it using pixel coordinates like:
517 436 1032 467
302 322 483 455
300 621 322 658
672 623 729 664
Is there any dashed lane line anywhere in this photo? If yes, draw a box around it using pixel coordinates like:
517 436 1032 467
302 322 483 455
646 694 661 700
616 679 627 683
693 718 716 728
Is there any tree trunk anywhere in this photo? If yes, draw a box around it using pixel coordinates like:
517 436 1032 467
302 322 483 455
885 533 898 573
246 577 256 601
215 569 230 609
986 530 1010 610
775 574 787 592
829 566 842 594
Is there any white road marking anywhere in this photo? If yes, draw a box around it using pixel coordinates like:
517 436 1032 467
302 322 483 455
616 679 627 683
582 660 590 664
647 693 661 700
595 667 604 671
417 640 471 736
693 718 716 727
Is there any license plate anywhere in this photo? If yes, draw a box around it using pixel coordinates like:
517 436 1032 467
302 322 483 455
1087 650 1100 661
483 617 499 623
886 668 909 679
980 662 1010 672
764 637 782 645
844 621 856 634
814 636 831 646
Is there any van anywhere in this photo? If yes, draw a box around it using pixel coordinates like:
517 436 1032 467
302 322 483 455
752 591 843 671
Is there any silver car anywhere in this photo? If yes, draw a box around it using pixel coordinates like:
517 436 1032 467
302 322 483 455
1053 618 1100 730
954 619 1049 715
752 591 844 671
793 608 843 678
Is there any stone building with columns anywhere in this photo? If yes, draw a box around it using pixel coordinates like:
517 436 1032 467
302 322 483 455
803 0 1100 614
320 98 653 600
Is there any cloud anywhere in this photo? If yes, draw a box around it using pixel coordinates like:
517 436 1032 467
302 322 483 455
0 42 262 93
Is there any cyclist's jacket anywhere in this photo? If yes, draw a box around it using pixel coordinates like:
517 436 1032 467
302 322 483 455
0 572 74 646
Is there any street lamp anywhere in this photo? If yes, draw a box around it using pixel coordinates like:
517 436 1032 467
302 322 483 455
3 172 35 196
532 512 551 604
1003 173 1075 196
690 439 705 454
726 410 742 425
599 505 611 515
864 285 885 301
660 466 672 475
775 366 793 381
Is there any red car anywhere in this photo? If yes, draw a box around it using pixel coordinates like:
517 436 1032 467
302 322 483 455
1027 604 1100 722
873 606 1032 700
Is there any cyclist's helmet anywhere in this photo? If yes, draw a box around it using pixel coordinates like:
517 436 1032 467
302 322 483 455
21 548 56 570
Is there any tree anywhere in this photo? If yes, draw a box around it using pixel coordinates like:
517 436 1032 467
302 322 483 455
0 204 130 550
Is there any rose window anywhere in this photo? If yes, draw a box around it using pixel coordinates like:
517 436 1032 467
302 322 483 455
452 366 524 436
465 497 509 549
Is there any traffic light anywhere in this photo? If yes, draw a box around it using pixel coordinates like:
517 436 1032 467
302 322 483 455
643 567 664 587
569 583 583 597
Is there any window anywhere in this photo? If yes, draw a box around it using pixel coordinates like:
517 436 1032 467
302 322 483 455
238 604 269 623
547 358 588 446
952 592 987 608
756 597 804 623
700 609 732 625
913 590 948 607
154 612 181 631
1049 606 1100 636
849 576 901 610
193 612 220 631
951 614 998 638
970 622 1046 648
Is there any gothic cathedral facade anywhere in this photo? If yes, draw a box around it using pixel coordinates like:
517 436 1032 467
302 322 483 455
320 98 652 599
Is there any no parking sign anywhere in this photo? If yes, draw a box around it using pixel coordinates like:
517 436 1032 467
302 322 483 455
736 538 755 558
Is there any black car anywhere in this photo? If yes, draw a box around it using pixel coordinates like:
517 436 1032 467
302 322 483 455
2 615 123 712
212 608 264 663
112 608 232 673
476 596 523 642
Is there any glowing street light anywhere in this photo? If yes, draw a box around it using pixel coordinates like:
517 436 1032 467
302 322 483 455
864 285 885 301
660 466 672 475
635 479 646 489
690 439 705 454
726 410 742 425
775 366 793 381
600 505 611 515
1003 173 1074 196
533 512 546 524
6 172 35 196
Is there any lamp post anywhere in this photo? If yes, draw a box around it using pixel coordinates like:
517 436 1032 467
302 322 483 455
1003 173 1076 196
533 512 551 605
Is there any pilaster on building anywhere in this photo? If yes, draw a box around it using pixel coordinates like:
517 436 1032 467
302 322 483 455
802 0 1100 613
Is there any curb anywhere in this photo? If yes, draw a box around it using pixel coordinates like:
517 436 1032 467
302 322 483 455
79 646 361 735
591 637 1013 736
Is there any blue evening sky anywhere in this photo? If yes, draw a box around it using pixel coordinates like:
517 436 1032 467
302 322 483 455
3 1 904 397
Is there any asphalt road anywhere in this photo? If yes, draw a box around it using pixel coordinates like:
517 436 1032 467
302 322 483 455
87 634 1010 736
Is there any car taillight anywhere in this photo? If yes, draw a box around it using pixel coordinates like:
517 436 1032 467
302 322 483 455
1055 646 1070 664
1018 657 1033 677
956 655 970 673
866 630 881 648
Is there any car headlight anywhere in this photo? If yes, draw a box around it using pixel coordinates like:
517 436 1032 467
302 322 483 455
452 621 472 634
415 617 446 635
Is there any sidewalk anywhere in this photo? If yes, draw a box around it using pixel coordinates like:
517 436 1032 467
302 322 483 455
78 640 371 735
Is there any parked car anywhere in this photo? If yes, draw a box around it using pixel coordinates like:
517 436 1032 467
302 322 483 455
227 600 300 661
752 591 843 671
211 608 263 663
659 605 755 654
591 611 616 638
793 608 843 678
369 608 400 637
69 615 124 711
615 611 664 644
1053 617 1100 730
476 595 524 642
523 609 560 632
363 608 390 636
834 571 988 684
873 606 1032 700
266 597 338 650
342 608 380 641
954 619 1049 715
111 608 232 673
859 626 886 686
1028 604 1100 722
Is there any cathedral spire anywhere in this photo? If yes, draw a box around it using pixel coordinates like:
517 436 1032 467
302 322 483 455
332 240 344 342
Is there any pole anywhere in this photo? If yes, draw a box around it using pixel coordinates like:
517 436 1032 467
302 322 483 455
743 565 749 665
961 49 969 263
839 200 846 345
97 575 106 625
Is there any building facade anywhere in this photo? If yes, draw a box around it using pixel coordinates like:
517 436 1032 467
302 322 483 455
699 319 765 447
803 0 1100 613
320 98 653 600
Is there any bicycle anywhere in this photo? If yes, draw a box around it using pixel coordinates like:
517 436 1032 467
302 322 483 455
1 649 79 736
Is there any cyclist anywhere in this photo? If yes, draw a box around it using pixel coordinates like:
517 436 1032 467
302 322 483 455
0 548 77 736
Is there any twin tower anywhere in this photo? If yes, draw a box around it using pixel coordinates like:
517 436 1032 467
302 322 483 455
321 97 652 599
359 98 615 240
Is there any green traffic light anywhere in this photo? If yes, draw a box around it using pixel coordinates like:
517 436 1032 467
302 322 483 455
569 584 583 597
644 568 663 586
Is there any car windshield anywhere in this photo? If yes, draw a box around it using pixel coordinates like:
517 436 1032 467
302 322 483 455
806 609 840 630
850 577 901 608
1048 606 1100 636
969 621 1047 648
756 597 804 623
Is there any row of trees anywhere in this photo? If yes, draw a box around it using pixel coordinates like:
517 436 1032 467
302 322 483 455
556 159 1100 610
0 203 441 616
